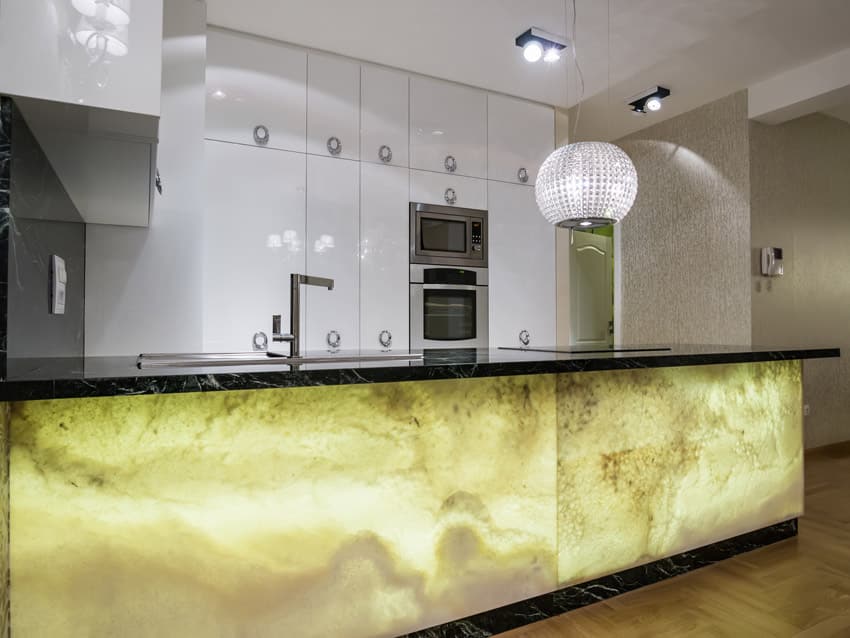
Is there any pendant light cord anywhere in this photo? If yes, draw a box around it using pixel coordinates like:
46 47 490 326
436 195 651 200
568 0 585 142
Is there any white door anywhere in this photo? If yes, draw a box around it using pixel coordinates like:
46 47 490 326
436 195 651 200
410 170 487 210
360 163 410 351
569 231 613 347
361 65 409 167
487 94 554 186
307 53 360 160
203 141 306 352
488 181 556 348
205 28 307 152
410 76 487 178
305 155 360 352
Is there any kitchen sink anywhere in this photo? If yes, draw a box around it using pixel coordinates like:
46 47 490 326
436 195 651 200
136 351 424 369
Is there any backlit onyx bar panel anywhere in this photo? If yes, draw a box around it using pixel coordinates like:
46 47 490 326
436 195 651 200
7 361 802 637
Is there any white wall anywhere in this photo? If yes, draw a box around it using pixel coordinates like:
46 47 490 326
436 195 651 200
85 0 206 356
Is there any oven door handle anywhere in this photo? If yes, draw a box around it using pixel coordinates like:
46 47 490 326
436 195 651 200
417 284 481 291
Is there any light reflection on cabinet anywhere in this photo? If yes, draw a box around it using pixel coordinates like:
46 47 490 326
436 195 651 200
305 155 360 352
410 76 487 179
202 140 306 353
488 93 554 186
360 163 410 351
361 64 409 167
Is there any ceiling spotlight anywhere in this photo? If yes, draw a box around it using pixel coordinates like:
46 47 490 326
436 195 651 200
523 41 543 63
627 86 671 114
516 27 568 63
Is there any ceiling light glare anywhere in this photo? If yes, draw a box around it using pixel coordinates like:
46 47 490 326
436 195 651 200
645 96 662 112
543 47 561 62
523 41 543 63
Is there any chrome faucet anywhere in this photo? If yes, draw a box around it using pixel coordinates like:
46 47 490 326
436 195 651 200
273 273 334 358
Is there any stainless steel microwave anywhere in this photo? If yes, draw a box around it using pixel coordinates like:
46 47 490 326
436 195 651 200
409 203 488 268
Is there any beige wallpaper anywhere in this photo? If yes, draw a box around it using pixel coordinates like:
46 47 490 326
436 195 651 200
750 113 850 448
615 92 752 346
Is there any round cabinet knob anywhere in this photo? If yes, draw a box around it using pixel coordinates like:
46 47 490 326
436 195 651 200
378 145 393 163
326 329 341 351
444 187 457 205
252 331 269 351
519 330 531 347
444 155 457 173
379 330 392 350
517 167 529 183
327 136 342 156
253 124 270 146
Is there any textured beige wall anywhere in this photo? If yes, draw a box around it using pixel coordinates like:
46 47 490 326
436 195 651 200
750 113 850 448
616 92 752 346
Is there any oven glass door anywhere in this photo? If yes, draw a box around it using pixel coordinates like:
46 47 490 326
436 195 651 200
423 287 477 341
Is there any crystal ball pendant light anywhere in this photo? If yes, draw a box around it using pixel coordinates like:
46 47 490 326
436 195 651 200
535 141 638 228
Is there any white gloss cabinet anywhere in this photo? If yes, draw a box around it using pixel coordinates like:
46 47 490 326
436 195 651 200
488 94 555 185
360 163 410 351
203 141 307 353
307 54 360 160
488 181 556 348
410 170 487 210
205 28 307 152
305 156 360 352
0 0 162 116
361 65 409 167
410 76 487 178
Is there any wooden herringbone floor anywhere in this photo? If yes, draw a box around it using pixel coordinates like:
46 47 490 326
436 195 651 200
500 442 850 638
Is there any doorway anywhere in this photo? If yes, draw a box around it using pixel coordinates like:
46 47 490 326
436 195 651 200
569 228 614 347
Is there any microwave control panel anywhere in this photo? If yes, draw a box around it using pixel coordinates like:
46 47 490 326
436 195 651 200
471 221 483 252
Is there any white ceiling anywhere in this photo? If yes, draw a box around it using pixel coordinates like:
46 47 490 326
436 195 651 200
207 0 850 139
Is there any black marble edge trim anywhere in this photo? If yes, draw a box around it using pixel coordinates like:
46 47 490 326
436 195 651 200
398 519 798 638
0 349 839 402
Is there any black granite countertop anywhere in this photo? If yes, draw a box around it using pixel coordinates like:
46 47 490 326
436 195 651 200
0 345 839 402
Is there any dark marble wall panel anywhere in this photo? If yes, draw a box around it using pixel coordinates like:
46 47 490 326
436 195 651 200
0 99 85 361
0 98 12 376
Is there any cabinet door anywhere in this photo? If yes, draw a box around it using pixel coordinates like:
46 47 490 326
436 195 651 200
410 76 487 178
305 156 360 352
205 28 307 152
361 65 409 167
203 141 306 352
307 53 360 160
488 94 554 186
488 181 556 348
360 163 410 351
0 0 162 116
410 170 487 210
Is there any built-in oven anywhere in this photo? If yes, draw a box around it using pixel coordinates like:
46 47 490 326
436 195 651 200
410 203 488 268
410 264 488 349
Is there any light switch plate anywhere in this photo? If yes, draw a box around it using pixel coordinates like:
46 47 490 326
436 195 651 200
50 255 67 315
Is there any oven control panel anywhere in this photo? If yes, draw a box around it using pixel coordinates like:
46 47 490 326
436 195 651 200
471 221 483 252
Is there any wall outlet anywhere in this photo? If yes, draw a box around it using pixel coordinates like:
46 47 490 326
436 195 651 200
803 404 811 417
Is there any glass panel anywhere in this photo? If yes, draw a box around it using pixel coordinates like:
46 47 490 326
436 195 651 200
420 218 467 252
423 289 476 340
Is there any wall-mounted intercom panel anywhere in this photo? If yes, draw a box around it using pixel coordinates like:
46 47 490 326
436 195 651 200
760 247 784 277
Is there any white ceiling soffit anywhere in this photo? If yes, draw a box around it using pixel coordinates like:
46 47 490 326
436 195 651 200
749 48 850 125
207 0 850 139
824 103 850 125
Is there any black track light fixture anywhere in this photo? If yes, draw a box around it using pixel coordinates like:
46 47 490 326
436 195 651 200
627 86 671 114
